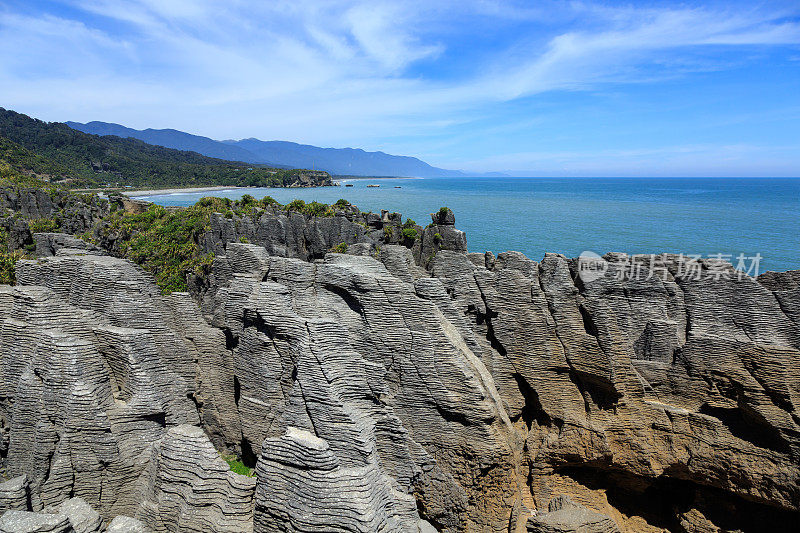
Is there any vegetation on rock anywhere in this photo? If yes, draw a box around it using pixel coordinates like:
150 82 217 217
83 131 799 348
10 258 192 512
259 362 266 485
0 226 25 285
95 203 215 294
222 455 255 477
28 217 60 234
402 227 418 240
91 195 355 294
330 242 348 253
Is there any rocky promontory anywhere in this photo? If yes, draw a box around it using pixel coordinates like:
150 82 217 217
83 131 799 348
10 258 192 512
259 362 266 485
0 188 798 532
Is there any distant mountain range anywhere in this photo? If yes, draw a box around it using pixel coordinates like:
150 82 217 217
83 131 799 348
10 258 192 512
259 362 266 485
0 108 329 189
67 121 466 178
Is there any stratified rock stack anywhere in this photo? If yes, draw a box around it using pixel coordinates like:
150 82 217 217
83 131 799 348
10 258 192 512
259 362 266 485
0 255 246 530
0 476 28 514
418 207 467 267
255 427 420 532
208 245 530 531
1 201 798 532
0 187 107 235
134 425 255 532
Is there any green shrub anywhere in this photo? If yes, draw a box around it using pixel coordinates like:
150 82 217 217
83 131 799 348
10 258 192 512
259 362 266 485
239 236 250 244
28 217 59 233
433 232 442 243
402 218 416 229
438 206 449 216
0 250 25 285
198 196 232 210
402 227 418 240
333 198 350 208
259 196 280 208
286 199 306 212
330 242 348 254
103 203 215 294
304 201 329 217
236 194 260 216
78 230 96 244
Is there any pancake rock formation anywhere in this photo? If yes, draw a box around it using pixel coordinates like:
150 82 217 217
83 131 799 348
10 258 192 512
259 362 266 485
0 198 798 532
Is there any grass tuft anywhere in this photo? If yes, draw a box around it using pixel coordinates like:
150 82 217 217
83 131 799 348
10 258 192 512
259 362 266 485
222 455 255 477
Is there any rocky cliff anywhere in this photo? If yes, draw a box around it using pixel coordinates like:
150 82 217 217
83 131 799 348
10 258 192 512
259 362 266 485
0 197 798 532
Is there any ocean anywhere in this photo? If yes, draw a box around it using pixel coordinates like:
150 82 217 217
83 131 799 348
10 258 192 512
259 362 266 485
137 177 800 273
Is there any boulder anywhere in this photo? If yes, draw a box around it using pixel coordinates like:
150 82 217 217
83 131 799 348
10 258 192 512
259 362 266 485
0 511 72 533
0 476 28 514
105 516 149 533
43 499 102 533
526 495 620 533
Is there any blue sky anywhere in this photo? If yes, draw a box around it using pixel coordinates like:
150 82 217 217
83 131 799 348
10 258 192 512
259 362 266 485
1 0 799 176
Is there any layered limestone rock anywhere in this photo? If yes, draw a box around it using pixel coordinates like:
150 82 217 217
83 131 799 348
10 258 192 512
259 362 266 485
418 208 467 267
0 255 245 528
134 425 255 532
105 516 149 533
42 498 103 533
0 476 28 514
428 249 800 532
1 198 799 532
0 187 108 252
32 233 105 257
201 205 420 262
255 427 420 532
0 497 148 533
208 245 531 531
0 510 74 533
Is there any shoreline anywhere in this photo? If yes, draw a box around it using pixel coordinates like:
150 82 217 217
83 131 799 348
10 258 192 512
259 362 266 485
127 185 244 198
126 178 420 196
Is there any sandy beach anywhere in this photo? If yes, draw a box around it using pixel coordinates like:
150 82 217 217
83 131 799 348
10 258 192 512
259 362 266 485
126 186 244 197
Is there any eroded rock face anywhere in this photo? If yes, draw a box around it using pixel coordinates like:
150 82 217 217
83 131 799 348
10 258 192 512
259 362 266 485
0 510 73 533
208 245 530 531
429 250 800 532
201 205 420 262
0 476 29 514
32 233 105 257
0 255 245 528
134 425 255 532
0 188 108 252
1 204 799 532
255 427 419 532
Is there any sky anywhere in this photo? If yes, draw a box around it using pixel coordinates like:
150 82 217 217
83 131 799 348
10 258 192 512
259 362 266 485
1 0 799 176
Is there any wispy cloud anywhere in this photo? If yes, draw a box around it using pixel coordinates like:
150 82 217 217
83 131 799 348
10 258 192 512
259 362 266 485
0 0 798 174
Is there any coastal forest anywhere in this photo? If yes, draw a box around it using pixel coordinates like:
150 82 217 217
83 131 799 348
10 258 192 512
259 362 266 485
0 108 330 189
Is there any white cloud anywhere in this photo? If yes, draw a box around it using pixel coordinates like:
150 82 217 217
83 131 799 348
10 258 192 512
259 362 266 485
0 0 798 173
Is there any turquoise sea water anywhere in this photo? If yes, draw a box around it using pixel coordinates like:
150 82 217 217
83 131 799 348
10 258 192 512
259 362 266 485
138 177 800 273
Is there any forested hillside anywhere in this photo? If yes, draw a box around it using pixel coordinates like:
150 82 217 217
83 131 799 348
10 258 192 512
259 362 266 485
0 108 330 189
